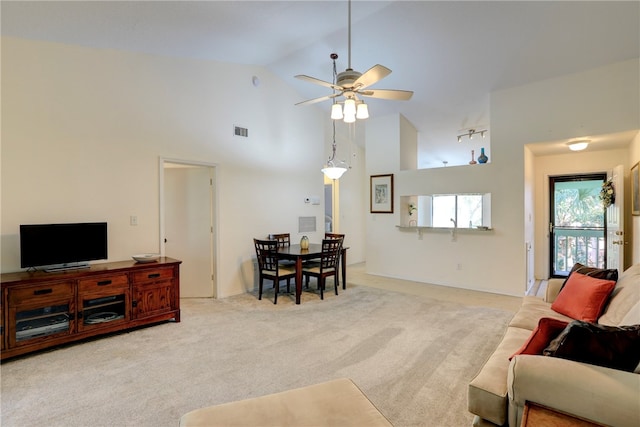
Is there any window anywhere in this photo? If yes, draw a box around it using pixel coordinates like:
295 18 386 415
402 193 491 228
432 194 484 228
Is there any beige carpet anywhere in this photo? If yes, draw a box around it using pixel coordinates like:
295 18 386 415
1 278 516 427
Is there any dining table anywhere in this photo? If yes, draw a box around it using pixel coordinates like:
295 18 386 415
276 243 348 304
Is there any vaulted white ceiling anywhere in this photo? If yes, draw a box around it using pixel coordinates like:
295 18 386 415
3 1 639 167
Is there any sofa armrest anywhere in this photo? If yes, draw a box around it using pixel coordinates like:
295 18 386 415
544 279 564 303
507 355 640 427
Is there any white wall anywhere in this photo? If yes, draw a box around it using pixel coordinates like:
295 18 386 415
0 37 341 298
365 59 639 296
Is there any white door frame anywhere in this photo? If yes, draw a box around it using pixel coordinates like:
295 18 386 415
159 157 219 298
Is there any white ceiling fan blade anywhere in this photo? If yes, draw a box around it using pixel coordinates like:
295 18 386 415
295 75 342 91
353 64 392 89
360 89 413 101
295 93 339 106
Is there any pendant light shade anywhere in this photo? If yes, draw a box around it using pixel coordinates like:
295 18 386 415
343 98 356 116
356 102 369 119
331 103 344 120
322 160 348 180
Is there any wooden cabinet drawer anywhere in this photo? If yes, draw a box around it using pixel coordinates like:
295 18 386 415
132 267 174 283
8 282 73 306
78 274 128 293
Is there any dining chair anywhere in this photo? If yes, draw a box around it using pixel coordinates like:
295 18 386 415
254 238 296 304
302 238 343 300
325 233 345 288
270 233 296 268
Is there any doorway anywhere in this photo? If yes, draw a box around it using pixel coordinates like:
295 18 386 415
549 173 606 277
160 159 217 298
324 176 340 233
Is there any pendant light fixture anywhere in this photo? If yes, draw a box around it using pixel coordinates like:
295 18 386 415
322 119 348 180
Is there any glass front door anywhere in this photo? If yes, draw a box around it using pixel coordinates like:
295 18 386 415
549 174 607 277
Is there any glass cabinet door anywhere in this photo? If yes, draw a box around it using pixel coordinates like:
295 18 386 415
78 292 128 331
13 303 71 343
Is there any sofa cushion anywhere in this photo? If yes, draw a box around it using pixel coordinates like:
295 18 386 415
509 318 569 360
599 263 640 326
509 296 573 331
468 327 531 426
551 272 616 322
543 320 640 372
562 262 618 289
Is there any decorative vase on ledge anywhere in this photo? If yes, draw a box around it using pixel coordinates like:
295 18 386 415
469 150 477 165
300 235 309 249
478 147 488 164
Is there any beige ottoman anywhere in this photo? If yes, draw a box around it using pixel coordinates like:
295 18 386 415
179 378 392 426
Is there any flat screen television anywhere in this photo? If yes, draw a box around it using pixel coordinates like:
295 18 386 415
20 222 108 271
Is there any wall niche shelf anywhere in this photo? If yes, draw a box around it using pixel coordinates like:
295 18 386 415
396 226 493 232
396 226 494 238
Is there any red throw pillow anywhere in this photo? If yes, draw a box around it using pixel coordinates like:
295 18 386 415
551 272 616 322
509 317 569 360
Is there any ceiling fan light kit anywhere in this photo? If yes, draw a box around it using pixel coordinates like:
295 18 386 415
295 0 413 125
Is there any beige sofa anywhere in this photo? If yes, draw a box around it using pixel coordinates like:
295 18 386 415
468 263 640 427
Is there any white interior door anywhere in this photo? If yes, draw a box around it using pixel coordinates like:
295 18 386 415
163 163 215 298
606 164 624 271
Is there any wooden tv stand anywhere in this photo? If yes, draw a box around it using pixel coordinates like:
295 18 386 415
0 257 181 360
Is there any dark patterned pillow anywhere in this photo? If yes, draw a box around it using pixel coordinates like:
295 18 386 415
543 320 640 372
561 262 618 290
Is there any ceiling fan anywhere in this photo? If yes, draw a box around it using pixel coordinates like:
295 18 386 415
295 0 413 121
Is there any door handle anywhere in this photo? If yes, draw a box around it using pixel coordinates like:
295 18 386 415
549 223 554 234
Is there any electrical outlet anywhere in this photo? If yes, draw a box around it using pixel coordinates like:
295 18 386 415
130 215 138 226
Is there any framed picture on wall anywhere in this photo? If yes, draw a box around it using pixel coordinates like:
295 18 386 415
632 162 640 216
370 174 394 213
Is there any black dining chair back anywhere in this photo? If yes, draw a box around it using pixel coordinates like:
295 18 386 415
254 238 296 304
270 233 296 267
325 233 345 288
270 233 291 248
302 238 343 300
325 233 345 241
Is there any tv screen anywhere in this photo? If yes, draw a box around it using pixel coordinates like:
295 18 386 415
20 222 108 269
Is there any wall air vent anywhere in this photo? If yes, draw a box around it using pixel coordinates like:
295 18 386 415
298 216 316 233
234 125 248 138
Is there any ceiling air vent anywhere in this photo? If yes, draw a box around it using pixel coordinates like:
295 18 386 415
233 125 248 138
